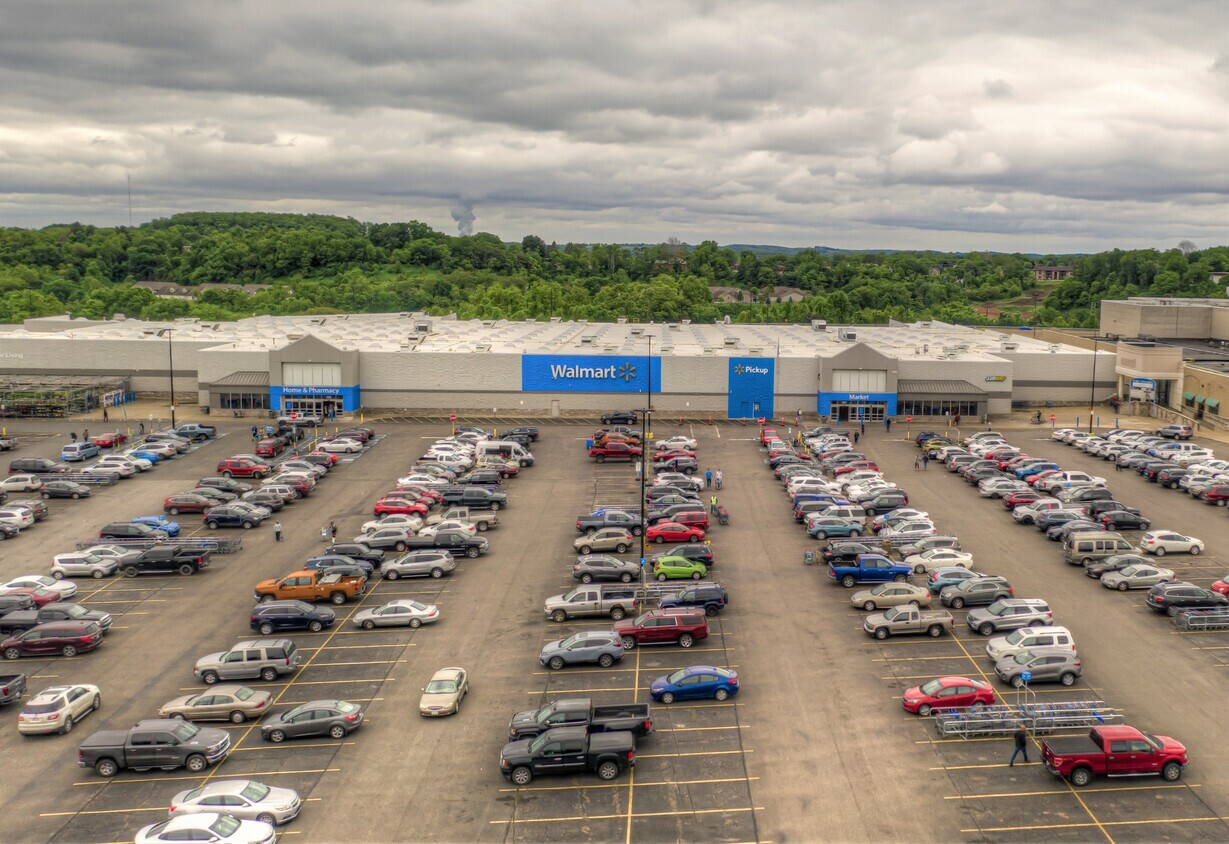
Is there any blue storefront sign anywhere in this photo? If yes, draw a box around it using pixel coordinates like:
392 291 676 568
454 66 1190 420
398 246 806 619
728 358 774 418
816 391 898 416
270 385 361 411
522 355 662 394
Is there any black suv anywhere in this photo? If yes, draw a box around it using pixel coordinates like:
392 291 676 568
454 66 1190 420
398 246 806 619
652 543 715 567
861 491 909 516
1145 582 1229 616
659 584 728 616
1083 501 1139 519
505 426 540 441
600 411 638 425
198 477 253 494
9 458 70 474
123 547 212 577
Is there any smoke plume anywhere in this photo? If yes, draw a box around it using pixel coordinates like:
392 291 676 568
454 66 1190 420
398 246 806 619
451 200 476 236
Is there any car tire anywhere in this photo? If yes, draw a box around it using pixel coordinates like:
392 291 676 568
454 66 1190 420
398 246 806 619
551 609 568 623
580 573 594 584
815 531 827 540
466 546 480 558
256 668 278 683
222 471 233 478
598 653 615 668
511 766 533 786
259 623 275 635
328 724 347 739
850 529 861 537
178 564 195 576
62 644 78 657
950 597 965 609
660 692 675 704
268 729 286 743
95 758 119 777
917 703 932 716
1011 675 1026 689
123 566 139 578
330 592 346 605
201 670 219 685
260 594 275 603
578 545 592 555
615 544 629 554
229 709 248 723
678 633 695 648
873 627 889 640
548 656 566 670
92 694 101 712
60 715 73 734
395 542 406 552
184 754 208 773
1154 547 1166 556
1162 761 1183 782
385 569 401 581
1059 671 1078 686
978 622 994 636
256 813 276 825
1070 767 1092 787
206 521 219 530
1191 545 1202 555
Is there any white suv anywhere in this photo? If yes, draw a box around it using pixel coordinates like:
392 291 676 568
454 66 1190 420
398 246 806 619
18 684 102 735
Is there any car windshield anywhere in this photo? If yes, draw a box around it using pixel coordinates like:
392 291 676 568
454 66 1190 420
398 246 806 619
1013 653 1034 665
210 816 241 837
882 608 901 620
666 668 691 684
425 679 457 694
919 679 943 695
240 781 270 801
172 722 200 741
987 603 1009 616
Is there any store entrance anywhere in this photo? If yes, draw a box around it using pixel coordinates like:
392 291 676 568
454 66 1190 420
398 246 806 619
283 398 343 420
830 401 886 422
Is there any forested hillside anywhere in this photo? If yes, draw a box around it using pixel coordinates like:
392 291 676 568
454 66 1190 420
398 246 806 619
0 213 1224 327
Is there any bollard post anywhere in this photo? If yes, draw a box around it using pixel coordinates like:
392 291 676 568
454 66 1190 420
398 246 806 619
1076 416 1080 429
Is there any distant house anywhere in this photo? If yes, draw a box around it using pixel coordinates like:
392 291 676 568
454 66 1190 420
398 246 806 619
196 283 273 297
709 286 745 303
133 282 271 300
768 286 807 303
1032 265 1074 282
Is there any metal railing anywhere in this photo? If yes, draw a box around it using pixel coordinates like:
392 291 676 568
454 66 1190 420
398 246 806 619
933 700 1121 738
1174 608 1229 631
32 471 119 486
75 536 244 554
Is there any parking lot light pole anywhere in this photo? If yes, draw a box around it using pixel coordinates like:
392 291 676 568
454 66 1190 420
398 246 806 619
1088 336 1098 434
640 335 653 586
157 328 176 429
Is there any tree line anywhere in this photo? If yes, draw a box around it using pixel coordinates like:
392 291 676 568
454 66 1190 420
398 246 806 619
0 212 1224 327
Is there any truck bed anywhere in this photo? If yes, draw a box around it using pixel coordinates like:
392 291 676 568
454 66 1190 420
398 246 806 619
588 731 636 753
591 704 650 721
1043 735 1103 756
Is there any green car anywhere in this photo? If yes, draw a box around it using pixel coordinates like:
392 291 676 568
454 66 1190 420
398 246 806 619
652 557 707 581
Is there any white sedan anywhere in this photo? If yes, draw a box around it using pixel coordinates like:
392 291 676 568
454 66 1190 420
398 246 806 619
4 575 78 600
0 474 44 493
397 474 448 489
351 600 441 629
1051 428 1076 441
361 513 423 534
979 479 1028 498
136 813 275 844
904 548 974 574
90 459 136 477
1140 531 1205 556
318 437 364 454
654 436 698 451
51 552 118 580
417 520 477 538
878 520 937 539
1101 564 1175 591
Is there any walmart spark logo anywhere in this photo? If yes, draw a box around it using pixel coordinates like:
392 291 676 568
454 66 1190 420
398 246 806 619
734 363 769 375
617 362 637 382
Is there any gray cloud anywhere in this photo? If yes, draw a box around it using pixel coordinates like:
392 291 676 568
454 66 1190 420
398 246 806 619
0 0 1226 251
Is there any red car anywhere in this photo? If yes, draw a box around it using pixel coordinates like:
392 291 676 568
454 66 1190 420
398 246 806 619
217 457 271 479
998 456 1032 470
0 586 61 608
91 432 127 448
902 676 996 716
835 461 879 476
759 428 777 446
1002 490 1043 510
1025 469 1062 487
646 521 706 544
373 498 428 517
254 438 287 458
163 494 215 515
1212 575 1229 596
395 486 442 503
308 451 339 465
653 450 696 462
0 620 103 659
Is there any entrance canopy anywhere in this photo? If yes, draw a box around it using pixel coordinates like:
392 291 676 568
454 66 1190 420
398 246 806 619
897 379 986 398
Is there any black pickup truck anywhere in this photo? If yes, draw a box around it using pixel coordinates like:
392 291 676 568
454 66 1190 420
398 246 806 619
508 698 653 740
500 726 636 786
0 672 25 705
401 533 490 559
78 719 231 777
121 547 212 577
0 602 113 635
439 486 508 510
576 510 645 536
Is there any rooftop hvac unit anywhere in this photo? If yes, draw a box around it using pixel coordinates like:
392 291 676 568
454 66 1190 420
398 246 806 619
838 328 858 341
811 319 828 331
1000 342 1020 351
413 319 433 334
580 336 596 345
723 337 739 347
630 327 644 335
680 319 691 325
549 316 561 323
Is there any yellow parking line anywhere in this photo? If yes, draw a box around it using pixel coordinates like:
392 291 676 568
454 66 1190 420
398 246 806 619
962 817 1224 834
528 686 637 694
533 663 738 677
945 783 1200 800
873 655 984 662
300 659 402 668
638 749 752 759
655 725 749 733
491 806 762 825
233 741 354 752
177 677 396 691
79 599 168 604
73 767 342 786
498 776 760 793
297 643 411 651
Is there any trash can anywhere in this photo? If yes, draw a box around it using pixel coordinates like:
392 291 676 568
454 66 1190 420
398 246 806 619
585 438 594 450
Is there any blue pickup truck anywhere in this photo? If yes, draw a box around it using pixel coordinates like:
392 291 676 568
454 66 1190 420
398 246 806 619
827 553 913 588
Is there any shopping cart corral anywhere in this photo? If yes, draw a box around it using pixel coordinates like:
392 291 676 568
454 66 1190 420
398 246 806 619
74 536 244 554
1174 608 1229 631
932 700 1122 738
32 471 118 487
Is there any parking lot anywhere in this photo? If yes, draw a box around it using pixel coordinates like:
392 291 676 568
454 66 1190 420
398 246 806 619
2 417 1229 842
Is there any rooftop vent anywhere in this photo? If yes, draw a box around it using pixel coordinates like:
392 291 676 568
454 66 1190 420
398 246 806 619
723 315 731 325
617 317 628 324
1049 344 1061 353
1000 342 1020 352
747 348 763 357
838 328 858 341
660 345 674 353
413 319 433 334
549 316 561 323
723 337 739 347
474 344 491 352
680 319 691 326
579 336 597 345
811 320 827 332
630 327 644 335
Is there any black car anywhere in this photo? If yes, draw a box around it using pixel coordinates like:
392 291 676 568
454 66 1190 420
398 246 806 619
1120 453 1152 470
250 601 336 635
1084 554 1151 578
241 491 285 511
301 453 335 468
40 480 92 500
1098 510 1151 531
505 426 540 442
1156 468 1189 489
327 543 386 566
821 541 880 564
458 469 504 486
1047 520 1104 541
1145 581 1229 616
652 543 715 566
204 505 263 530
8 458 70 474
1033 511 1086 531
600 411 638 425
861 492 909 517
1137 459 1169 476
305 554 375 577
99 521 169 540
966 468 1008 485
572 555 640 584
198 477 254 494
0 524 18 541
1083 500 1140 519
0 593 35 616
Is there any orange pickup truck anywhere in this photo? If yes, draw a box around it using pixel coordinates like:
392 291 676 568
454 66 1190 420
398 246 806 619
254 569 366 606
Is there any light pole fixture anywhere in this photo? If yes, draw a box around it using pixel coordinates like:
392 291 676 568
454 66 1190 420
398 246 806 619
639 335 653 584
1088 336 1098 433
157 328 176 429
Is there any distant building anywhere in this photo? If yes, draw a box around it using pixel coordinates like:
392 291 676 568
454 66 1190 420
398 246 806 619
709 286 745 303
1032 265 1074 282
196 283 273 297
768 286 807 303
133 282 271 300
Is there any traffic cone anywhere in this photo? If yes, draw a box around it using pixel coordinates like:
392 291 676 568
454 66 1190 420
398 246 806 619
740 419 747 426
707 417 714 426
678 417 683 426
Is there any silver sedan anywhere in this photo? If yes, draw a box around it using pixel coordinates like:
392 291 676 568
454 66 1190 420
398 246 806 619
352 600 440 629
1101 564 1175 591
169 779 301 825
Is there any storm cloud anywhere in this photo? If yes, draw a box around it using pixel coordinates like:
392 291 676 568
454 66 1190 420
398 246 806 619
0 0 1225 251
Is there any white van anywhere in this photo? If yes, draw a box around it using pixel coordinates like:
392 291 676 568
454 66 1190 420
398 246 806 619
478 440 534 467
985 626 1075 662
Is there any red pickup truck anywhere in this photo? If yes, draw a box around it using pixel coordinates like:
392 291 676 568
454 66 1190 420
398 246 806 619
1041 726 1188 787
589 443 642 463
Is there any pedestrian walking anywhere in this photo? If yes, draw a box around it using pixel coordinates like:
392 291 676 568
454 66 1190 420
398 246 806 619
274 521 283 542
922 453 929 471
709 494 719 516
102 408 109 422
70 432 77 442
251 425 259 441
138 422 145 435
1009 723 1030 766
82 428 89 442
860 420 866 435
885 418 892 432
954 413 961 429
853 431 860 446
914 455 922 470
329 521 337 539
1115 457 1123 472
705 469 713 488
715 469 723 490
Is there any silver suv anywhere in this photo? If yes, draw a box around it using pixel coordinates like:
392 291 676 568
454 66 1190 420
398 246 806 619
382 551 457 580
194 638 302 685
994 649 1082 687
965 598 1053 636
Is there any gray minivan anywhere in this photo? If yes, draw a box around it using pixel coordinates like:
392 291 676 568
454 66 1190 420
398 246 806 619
1063 531 1135 566
194 638 303 685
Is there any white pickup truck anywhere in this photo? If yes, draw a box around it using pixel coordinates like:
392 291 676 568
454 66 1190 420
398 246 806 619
424 505 498 531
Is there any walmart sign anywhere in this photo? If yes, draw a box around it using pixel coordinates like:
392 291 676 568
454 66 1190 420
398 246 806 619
522 355 661 393
728 357 774 418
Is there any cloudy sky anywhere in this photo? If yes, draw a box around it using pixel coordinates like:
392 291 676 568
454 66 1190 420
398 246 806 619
0 0 1226 251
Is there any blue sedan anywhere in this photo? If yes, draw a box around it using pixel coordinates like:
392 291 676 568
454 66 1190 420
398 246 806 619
1014 462 1059 479
132 515 180 536
125 448 161 463
649 665 739 704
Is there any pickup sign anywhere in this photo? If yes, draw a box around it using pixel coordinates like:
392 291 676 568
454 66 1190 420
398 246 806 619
828 553 913 588
500 726 636 786
863 607 955 639
508 699 653 740
1042 726 1189 787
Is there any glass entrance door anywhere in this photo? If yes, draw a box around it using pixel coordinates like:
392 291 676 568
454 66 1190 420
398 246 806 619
284 398 343 419
831 401 886 422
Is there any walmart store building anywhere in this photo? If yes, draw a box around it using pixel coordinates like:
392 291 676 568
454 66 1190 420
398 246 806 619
0 314 1112 419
